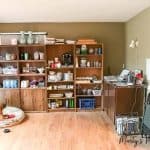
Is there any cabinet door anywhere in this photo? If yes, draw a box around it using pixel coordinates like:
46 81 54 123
21 89 34 111
0 89 20 107
103 82 109 112
116 87 144 116
32 89 46 111
108 84 116 123
20 89 46 111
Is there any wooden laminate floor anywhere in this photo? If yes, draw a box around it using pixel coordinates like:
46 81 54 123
0 112 149 150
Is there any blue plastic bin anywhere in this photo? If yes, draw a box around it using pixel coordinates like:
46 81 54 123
79 98 95 109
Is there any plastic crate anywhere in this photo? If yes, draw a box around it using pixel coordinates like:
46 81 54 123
79 98 95 109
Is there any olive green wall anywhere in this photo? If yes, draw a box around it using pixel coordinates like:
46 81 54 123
0 22 125 75
125 7 150 78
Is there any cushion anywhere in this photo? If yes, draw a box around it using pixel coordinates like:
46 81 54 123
0 106 25 128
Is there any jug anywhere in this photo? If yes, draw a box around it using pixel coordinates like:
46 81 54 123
27 31 34 44
19 31 26 44
34 51 39 60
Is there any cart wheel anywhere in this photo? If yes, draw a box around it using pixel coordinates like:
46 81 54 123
119 136 124 144
124 135 127 144
119 137 122 144
139 139 142 144
134 141 137 147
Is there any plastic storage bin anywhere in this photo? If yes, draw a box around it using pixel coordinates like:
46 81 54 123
79 98 95 109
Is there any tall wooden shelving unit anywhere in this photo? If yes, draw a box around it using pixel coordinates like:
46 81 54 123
75 43 104 111
46 43 104 111
18 44 47 112
0 44 47 112
0 42 104 112
46 44 75 112
0 45 20 108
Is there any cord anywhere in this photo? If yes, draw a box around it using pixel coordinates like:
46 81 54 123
130 87 139 115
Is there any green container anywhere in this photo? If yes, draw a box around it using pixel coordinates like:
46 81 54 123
68 99 74 108
71 99 74 108
69 99 72 108
81 48 87 55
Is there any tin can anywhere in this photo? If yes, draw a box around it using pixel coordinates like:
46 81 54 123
24 52 29 60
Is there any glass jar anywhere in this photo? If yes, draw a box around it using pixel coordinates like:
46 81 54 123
24 52 29 60
27 31 34 44
80 57 87 67
39 52 44 60
81 45 87 54
34 51 39 60
19 31 26 44
5 53 11 60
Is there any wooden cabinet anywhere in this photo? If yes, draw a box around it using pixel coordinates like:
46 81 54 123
46 43 104 111
46 44 75 111
0 43 104 112
0 45 19 89
0 44 47 111
75 44 104 110
104 83 115 122
0 45 20 107
0 89 20 107
20 89 33 111
33 89 46 111
104 81 144 123
18 44 47 111
21 89 46 111
18 44 46 88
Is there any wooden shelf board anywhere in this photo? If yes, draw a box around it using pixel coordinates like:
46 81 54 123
76 54 102 56
47 67 74 70
18 44 45 47
77 107 102 112
0 74 19 76
20 87 46 90
0 45 18 47
48 80 74 83
0 87 46 90
75 82 101 85
19 60 46 63
19 73 46 76
76 67 102 69
0 60 18 62
48 107 75 112
46 43 75 46
47 89 74 91
76 95 101 97
48 97 75 100
0 88 19 90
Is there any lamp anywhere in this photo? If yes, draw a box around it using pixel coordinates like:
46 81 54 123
129 38 139 68
146 58 150 96
129 39 139 48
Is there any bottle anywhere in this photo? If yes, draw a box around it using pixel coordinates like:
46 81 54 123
27 31 34 44
81 45 87 54
71 99 74 108
87 61 90 67
65 99 69 108
19 31 26 44
69 99 72 108
97 48 102 55
20 53 24 60
24 52 29 60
